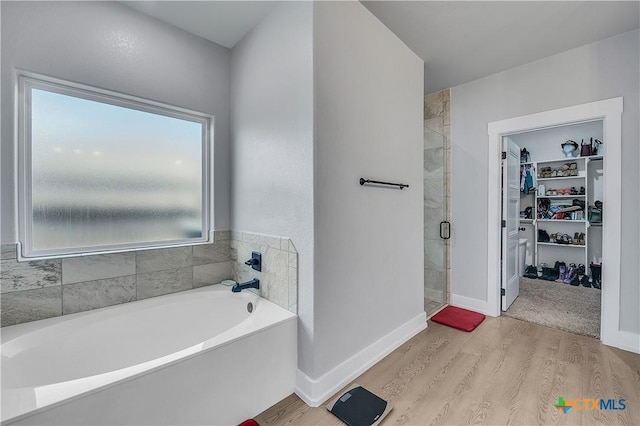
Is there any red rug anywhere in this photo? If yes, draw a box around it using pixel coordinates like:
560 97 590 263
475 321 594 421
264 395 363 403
431 306 485 332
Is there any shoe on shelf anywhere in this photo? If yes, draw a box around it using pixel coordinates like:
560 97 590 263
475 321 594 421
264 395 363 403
578 232 585 245
573 232 580 245
579 186 586 195
570 187 578 195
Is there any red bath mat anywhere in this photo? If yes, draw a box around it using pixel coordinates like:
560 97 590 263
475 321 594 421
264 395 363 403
431 306 485 332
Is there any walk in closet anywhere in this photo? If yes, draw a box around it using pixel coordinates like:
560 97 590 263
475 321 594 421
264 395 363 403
513 120 603 278
503 119 604 337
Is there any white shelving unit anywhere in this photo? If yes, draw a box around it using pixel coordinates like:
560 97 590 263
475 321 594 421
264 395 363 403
521 154 603 268
512 119 604 272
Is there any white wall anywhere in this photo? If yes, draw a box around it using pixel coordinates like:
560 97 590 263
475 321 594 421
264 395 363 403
313 1 424 378
229 3 315 371
451 29 639 333
231 2 425 401
0 1 232 243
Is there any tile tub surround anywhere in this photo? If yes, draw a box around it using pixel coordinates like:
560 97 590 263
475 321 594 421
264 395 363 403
0 231 233 327
424 89 451 308
230 232 298 313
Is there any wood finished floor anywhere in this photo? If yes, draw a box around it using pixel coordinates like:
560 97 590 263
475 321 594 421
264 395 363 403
256 316 640 425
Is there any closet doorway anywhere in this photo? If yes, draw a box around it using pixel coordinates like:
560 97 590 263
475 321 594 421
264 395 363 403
487 98 623 347
503 121 604 338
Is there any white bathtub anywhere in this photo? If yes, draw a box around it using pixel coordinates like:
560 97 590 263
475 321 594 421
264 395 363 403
1 285 297 425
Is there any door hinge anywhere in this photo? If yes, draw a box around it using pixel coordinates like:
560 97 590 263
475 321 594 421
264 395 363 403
501 151 507 160
501 220 506 228
501 288 505 296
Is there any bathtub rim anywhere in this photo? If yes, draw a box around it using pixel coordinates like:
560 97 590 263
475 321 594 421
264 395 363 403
1 284 297 424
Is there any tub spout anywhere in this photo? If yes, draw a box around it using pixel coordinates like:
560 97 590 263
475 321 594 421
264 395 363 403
232 279 260 293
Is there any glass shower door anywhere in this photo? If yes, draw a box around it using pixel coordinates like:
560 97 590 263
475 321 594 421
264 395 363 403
424 90 450 317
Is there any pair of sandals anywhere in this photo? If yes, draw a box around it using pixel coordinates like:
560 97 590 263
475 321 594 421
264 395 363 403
549 233 573 244
568 187 586 195
572 232 586 245
546 186 585 196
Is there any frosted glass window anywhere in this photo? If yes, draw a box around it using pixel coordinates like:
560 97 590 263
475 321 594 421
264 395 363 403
18 74 212 258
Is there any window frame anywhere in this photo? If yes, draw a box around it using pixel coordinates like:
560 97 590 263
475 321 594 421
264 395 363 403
16 71 214 260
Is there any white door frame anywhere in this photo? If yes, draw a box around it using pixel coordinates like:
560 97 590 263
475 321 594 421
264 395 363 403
487 97 623 348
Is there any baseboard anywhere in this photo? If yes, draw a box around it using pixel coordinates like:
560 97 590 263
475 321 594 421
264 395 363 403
450 293 497 317
614 330 640 354
295 312 427 407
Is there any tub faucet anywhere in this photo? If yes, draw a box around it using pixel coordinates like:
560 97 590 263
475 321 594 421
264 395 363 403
232 278 260 293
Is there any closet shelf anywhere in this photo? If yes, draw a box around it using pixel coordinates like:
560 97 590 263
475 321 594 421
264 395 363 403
537 219 586 223
537 155 601 164
539 195 585 198
538 176 585 181
537 242 586 248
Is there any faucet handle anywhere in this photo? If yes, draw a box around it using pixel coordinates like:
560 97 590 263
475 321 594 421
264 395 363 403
245 251 262 272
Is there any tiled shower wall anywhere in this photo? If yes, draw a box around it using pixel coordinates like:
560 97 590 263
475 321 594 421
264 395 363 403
424 89 451 312
1 231 297 327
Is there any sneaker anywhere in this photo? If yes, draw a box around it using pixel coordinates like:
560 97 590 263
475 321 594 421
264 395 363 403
524 265 538 279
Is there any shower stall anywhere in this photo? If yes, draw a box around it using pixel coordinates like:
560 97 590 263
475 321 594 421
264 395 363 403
424 90 450 317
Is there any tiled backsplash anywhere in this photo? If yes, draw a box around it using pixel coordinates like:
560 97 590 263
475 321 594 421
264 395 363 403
230 231 298 314
0 230 298 327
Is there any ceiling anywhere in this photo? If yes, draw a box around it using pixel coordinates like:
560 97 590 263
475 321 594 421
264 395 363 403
362 1 640 93
122 1 640 94
122 1 276 49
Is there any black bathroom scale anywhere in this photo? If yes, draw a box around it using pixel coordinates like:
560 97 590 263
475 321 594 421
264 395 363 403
326 384 392 426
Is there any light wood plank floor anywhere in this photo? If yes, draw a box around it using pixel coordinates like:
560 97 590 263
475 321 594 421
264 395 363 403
256 316 640 425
